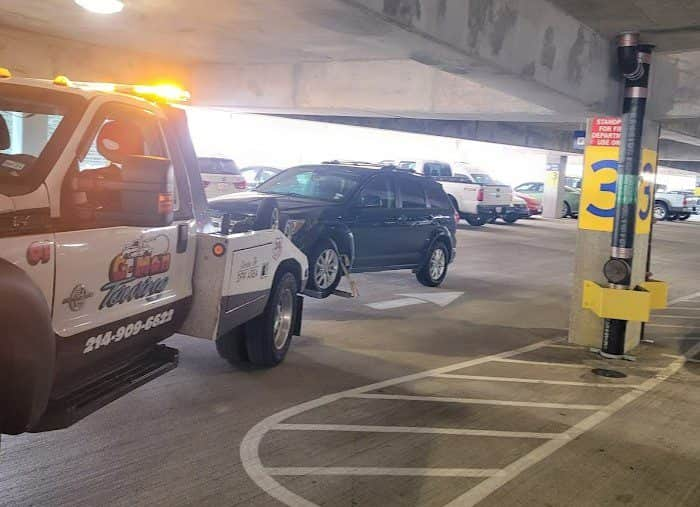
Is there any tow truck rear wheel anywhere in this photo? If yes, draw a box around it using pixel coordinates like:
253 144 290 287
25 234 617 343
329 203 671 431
245 271 298 367
215 326 249 365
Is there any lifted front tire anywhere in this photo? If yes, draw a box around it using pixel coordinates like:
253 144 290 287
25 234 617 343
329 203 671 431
416 241 449 287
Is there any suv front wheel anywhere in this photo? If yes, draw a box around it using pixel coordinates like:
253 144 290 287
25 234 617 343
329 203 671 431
416 241 449 287
308 239 343 297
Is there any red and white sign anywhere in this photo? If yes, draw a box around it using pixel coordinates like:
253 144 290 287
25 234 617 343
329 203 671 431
590 117 622 147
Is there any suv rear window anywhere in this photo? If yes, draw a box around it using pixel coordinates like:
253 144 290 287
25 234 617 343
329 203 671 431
426 183 452 209
198 158 240 175
423 162 452 177
397 177 427 208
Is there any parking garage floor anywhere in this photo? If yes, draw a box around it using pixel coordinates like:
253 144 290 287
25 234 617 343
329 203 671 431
1 218 698 507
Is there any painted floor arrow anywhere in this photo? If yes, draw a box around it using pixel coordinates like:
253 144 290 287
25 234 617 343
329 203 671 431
366 292 464 310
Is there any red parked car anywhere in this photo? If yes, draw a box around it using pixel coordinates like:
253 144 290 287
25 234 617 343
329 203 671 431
514 191 542 216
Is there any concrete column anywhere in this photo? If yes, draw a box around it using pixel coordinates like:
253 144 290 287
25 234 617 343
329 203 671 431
569 120 660 351
542 153 567 218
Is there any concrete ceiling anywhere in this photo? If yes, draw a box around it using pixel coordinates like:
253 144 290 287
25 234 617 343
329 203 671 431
0 0 411 64
548 0 700 52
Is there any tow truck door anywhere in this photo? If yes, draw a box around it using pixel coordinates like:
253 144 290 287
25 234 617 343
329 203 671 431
51 101 195 391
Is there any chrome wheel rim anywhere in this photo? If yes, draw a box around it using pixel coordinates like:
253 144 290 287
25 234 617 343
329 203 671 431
273 286 294 350
429 248 446 281
314 248 339 290
653 205 665 220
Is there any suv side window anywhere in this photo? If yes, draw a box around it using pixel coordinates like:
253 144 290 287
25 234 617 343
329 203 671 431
397 177 427 209
358 175 395 208
426 183 451 209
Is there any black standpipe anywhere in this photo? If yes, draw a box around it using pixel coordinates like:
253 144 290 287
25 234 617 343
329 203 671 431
601 34 654 357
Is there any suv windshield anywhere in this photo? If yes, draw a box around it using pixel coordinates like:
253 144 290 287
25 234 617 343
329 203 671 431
0 85 84 196
257 165 367 202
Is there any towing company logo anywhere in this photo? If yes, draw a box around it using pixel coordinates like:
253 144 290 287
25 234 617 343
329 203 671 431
62 284 94 312
100 235 171 310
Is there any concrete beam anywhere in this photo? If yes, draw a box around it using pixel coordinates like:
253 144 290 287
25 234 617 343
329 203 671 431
0 27 189 85
274 115 581 153
658 139 700 161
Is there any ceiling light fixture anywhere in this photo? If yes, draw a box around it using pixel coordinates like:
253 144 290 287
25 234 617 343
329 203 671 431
74 0 124 14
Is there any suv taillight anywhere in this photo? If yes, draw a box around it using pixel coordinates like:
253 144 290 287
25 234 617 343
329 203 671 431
477 187 484 202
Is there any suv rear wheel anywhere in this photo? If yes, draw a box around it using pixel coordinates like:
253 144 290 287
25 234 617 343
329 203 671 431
416 241 449 287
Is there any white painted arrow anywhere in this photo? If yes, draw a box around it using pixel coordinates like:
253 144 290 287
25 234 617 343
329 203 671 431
366 292 463 310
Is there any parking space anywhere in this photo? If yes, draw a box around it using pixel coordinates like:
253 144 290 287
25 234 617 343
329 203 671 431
1 219 699 506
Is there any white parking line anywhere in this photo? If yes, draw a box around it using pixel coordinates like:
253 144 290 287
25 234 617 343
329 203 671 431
273 423 566 440
646 323 700 329
444 342 700 507
240 339 554 507
668 291 700 305
652 315 700 320
239 339 689 507
434 374 640 389
659 306 700 311
366 298 428 310
349 393 604 411
491 358 593 369
266 467 502 478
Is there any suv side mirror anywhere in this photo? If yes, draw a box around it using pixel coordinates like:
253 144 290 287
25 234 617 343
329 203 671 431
73 155 175 227
360 194 382 208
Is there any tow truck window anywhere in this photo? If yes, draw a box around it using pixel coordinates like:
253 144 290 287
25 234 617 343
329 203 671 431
0 96 73 196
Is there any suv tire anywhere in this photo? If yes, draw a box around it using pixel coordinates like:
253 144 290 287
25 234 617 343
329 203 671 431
416 241 449 287
464 214 486 226
307 239 342 297
245 271 298 367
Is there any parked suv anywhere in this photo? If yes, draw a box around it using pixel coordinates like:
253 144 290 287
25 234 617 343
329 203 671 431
211 163 458 297
198 157 247 198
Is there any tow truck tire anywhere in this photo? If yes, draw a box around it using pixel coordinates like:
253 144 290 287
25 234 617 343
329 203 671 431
215 326 249 365
245 271 298 367
253 197 281 231
464 214 486 226
0 260 55 435
678 213 691 221
503 213 519 224
416 241 449 287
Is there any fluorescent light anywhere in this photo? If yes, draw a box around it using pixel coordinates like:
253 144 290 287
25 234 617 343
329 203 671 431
74 0 124 14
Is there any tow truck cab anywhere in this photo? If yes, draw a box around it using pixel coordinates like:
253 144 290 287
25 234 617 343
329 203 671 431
0 74 308 436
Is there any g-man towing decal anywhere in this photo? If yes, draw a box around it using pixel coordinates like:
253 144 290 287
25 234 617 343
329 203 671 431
100 235 172 309
83 309 175 354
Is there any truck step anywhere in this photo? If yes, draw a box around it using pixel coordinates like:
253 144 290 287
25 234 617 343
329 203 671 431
32 345 179 432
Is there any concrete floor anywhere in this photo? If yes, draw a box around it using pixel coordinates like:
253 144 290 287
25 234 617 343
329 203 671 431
1 218 698 506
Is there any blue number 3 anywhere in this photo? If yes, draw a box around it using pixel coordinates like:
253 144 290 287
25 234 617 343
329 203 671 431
586 160 618 218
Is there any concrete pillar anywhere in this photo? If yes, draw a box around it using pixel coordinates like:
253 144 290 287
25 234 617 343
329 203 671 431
542 153 567 218
569 119 660 351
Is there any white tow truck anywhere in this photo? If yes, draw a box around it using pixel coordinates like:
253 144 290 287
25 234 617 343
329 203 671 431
0 72 308 436
395 160 513 226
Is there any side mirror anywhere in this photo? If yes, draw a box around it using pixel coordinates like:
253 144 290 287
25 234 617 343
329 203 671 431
73 155 174 227
120 155 175 225
360 194 382 208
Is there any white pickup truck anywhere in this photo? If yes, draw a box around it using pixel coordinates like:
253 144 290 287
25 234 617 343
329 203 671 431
654 187 698 221
0 73 308 436
395 160 513 226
